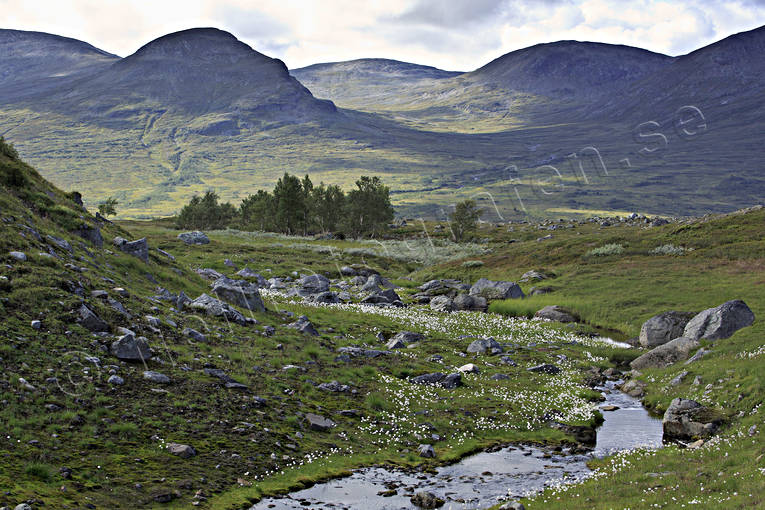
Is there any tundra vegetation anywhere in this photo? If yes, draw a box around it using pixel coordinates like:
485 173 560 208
0 146 763 509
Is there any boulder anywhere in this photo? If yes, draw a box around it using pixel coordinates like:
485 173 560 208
549 422 596 444
305 413 336 432
469 278 524 300
196 268 223 280
143 371 170 384
111 334 151 361
318 381 350 393
441 373 462 389
236 268 267 287
535 305 578 323
297 274 330 296
47 234 73 253
113 237 149 263
390 331 424 345
166 443 196 458
457 363 479 374
9 251 27 261
417 444 436 458
107 375 124 385
287 316 319 336
683 300 754 341
527 364 561 375
74 224 103 248
519 270 548 283
311 291 340 304
182 328 207 343
410 491 444 509
630 336 700 370
466 337 502 355
663 398 725 441
429 295 454 312
361 288 402 306
639 311 696 348
178 231 209 245
78 304 109 332
189 293 247 325
211 276 265 313
453 293 488 312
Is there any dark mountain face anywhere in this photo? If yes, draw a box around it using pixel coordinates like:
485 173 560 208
2 28 336 126
596 26 765 121
467 41 673 100
0 29 118 99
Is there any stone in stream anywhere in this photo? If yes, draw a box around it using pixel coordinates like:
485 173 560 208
499 502 526 510
682 299 754 341
417 444 436 458
410 491 444 509
630 336 700 370
662 398 725 441
639 311 696 348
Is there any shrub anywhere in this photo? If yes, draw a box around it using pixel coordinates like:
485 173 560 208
650 244 689 256
585 243 624 257
0 136 19 160
461 260 484 268
24 462 53 482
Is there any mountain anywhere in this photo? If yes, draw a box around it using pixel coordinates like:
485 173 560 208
0 29 118 99
1 25 764 219
466 41 673 101
10 28 337 128
596 25 765 121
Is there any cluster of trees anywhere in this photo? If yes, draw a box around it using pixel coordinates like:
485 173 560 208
176 173 395 238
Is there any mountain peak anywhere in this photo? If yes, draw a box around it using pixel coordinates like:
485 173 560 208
130 27 263 61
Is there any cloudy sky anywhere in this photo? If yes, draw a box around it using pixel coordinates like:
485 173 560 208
2 0 765 70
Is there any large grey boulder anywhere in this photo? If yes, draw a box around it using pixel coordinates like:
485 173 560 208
310 291 340 304
287 316 320 336
297 274 330 296
453 294 488 312
663 398 725 441
469 278 524 300
535 305 578 323
630 336 700 370
411 372 462 389
178 231 209 245
639 311 696 348
78 304 109 332
683 300 754 341
466 337 502 355
211 276 265 313
236 268 267 287
74 224 103 248
111 334 151 361
361 288 402 306
113 237 149 263
429 295 454 312
189 293 247 325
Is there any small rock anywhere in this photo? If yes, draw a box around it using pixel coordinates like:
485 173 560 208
143 371 171 384
167 443 196 458
410 491 444 509
9 251 27 261
30 320 41 330
178 231 210 245
107 375 124 386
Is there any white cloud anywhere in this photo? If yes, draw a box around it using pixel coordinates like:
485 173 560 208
1 0 763 69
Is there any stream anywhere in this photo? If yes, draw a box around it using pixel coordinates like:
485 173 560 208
251 382 662 509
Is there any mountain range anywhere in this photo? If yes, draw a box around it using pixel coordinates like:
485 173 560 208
1 25 763 219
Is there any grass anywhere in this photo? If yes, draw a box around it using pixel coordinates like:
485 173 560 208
1 149 763 509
